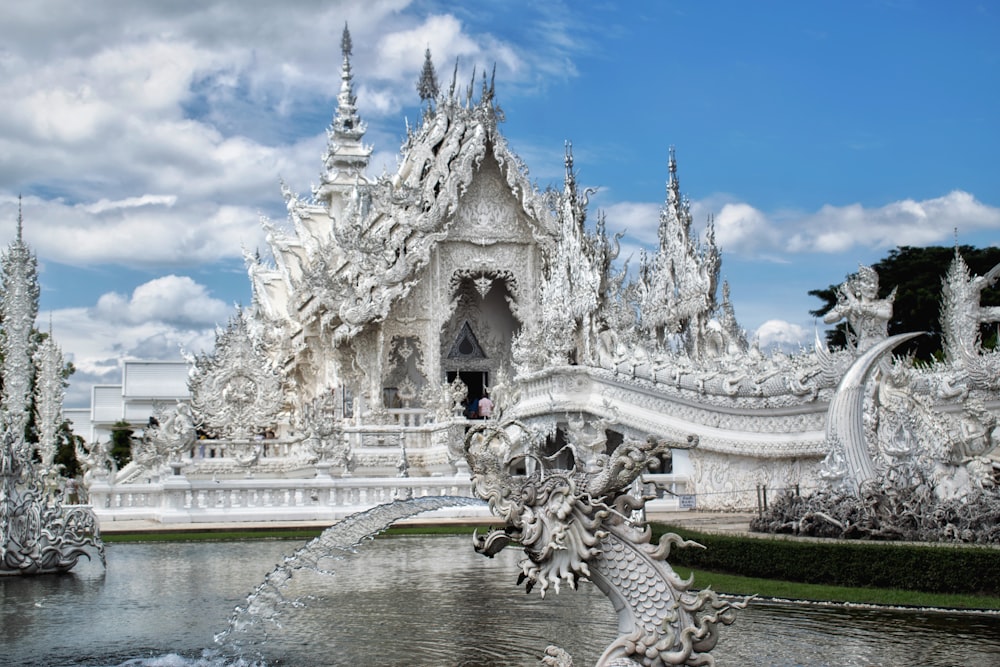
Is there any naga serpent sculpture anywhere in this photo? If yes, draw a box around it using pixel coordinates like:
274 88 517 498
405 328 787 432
464 419 749 666
823 331 924 494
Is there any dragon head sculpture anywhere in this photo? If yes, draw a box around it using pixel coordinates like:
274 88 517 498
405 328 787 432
464 417 745 666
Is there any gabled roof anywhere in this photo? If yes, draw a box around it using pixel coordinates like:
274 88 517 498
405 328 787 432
251 65 559 347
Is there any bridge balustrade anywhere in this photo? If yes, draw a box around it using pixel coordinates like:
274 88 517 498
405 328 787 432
87 473 489 524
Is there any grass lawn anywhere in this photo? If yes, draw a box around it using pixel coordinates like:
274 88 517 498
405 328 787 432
674 566 1000 611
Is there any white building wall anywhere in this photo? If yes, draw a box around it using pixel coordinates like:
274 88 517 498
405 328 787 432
122 360 190 399
83 360 193 443
63 407 92 442
92 385 123 423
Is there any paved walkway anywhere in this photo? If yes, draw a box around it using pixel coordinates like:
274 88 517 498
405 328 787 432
99 510 756 536
648 510 756 535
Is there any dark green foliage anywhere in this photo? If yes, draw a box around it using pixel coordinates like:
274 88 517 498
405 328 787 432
110 419 134 468
654 525 1000 596
54 421 83 478
810 245 1000 360
2 329 84 478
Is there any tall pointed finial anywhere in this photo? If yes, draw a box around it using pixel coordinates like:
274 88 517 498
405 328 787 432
563 141 577 200
417 47 439 106
1 195 40 438
667 146 680 205
448 58 459 101
341 22 352 56
335 24 361 134
467 65 476 105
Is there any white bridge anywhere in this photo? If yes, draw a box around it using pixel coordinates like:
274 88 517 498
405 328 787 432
89 359 828 524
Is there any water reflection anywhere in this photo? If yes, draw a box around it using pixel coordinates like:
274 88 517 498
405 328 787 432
0 535 997 666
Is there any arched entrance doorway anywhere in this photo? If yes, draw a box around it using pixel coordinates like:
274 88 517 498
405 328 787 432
442 270 519 414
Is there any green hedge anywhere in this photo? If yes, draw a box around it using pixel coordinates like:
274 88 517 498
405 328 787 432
652 524 1000 596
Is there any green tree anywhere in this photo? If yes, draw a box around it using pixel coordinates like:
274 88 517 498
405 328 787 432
54 421 84 478
110 419 134 469
810 245 1000 361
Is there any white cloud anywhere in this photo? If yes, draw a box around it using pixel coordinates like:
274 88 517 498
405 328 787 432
603 201 660 246
46 275 229 407
711 202 780 252
4 195 268 267
603 190 1000 260
754 320 810 352
82 195 178 215
93 275 232 327
375 14 485 82
785 191 1000 254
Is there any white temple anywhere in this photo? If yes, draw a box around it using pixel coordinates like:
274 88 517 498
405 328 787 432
73 27 1000 525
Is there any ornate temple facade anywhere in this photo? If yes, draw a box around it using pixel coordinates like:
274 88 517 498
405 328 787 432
227 28 751 483
79 27 1000 522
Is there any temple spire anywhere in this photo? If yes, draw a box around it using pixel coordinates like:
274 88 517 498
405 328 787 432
315 23 372 205
667 145 680 206
1 200 40 442
417 47 439 108
333 23 363 138
448 59 459 101
15 193 25 243
563 141 575 194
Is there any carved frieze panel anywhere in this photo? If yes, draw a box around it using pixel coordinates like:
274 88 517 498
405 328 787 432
360 433 401 449
690 450 819 511
384 336 427 408
449 156 538 245
189 313 285 441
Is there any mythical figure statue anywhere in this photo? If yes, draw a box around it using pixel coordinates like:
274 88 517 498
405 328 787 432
760 331 1000 543
75 437 115 484
300 391 354 475
135 402 199 473
464 419 746 666
823 264 896 353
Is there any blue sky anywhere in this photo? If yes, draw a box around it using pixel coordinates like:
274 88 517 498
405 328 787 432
0 0 998 408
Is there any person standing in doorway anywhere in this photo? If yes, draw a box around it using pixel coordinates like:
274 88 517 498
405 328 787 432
477 392 493 419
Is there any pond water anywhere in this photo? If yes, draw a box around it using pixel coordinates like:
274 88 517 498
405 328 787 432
1 534 998 666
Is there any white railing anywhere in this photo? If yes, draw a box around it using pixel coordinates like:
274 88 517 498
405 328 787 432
89 472 486 524
89 469 693 525
387 408 428 427
186 438 297 460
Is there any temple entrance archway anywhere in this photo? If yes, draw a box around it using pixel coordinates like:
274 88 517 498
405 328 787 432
441 270 519 409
